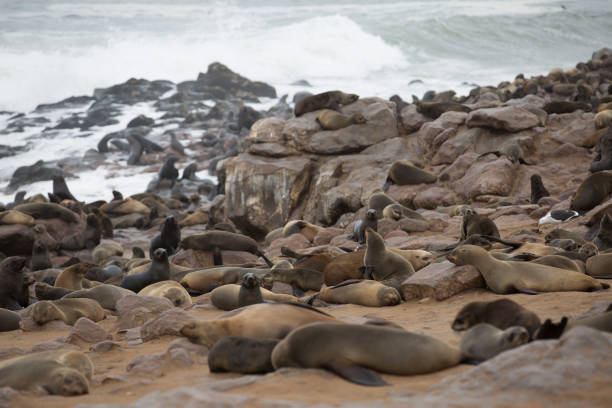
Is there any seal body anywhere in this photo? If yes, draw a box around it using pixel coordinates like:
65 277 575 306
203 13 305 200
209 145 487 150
63 284 132 311
138 280 192 307
317 279 401 307
181 267 270 292
31 298 105 325
210 284 298 311
364 228 415 292
459 323 529 361
570 170 612 212
208 336 278 374
530 174 550 204
271 322 463 386
316 109 367 130
595 213 612 250
120 248 170 292
149 215 181 256
387 160 437 185
353 209 377 244
0 359 89 395
586 253 612 277
180 231 272 266
0 256 28 310
294 90 358 117
0 308 20 332
55 263 88 290
460 211 500 240
238 272 264 307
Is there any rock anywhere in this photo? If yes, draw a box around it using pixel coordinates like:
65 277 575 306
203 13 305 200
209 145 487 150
549 112 599 147
400 261 483 300
398 217 430 233
0 224 34 256
35 95 94 112
171 249 214 269
115 295 174 331
140 309 197 342
90 341 121 353
67 317 110 343
466 106 539 132
93 78 174 106
400 104 429 133
30 341 79 353
312 228 345 246
451 157 517 200
20 317 71 332
247 117 287 144
126 354 166 376
224 154 313 236
127 115 155 128
195 62 276 99
413 187 455 209
266 233 311 260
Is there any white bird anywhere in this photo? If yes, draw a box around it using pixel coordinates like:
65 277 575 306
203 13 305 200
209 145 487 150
538 210 579 230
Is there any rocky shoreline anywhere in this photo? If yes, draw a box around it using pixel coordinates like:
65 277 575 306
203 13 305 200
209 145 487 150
0 48 611 407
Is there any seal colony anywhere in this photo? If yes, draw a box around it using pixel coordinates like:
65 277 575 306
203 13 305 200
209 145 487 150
0 51 612 405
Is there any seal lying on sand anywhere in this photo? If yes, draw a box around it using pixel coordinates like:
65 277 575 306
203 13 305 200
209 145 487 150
459 323 529 361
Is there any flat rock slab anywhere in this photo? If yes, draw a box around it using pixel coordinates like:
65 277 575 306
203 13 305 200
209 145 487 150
466 106 539 132
401 261 483 300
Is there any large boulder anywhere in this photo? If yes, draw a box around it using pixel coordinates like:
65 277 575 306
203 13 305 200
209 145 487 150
451 157 517 200
195 62 276 99
400 261 483 300
466 106 539 132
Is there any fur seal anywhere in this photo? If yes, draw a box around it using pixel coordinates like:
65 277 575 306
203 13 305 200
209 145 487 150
452 298 541 338
579 242 600 258
0 308 20 332
532 254 585 273
91 207 113 238
63 284 132 311
0 210 35 226
0 359 89 395
271 322 463 386
281 247 335 273
530 174 550 204
478 142 531 165
0 256 29 310
181 302 340 347
35 282 73 300
542 101 591 114
149 215 181 257
120 248 170 292
33 224 58 251
52 176 78 201
55 263 88 290
594 110 612 128
158 156 179 182
60 213 101 250
282 220 324 242
266 267 323 294
459 323 529 361
590 126 612 172
238 272 264 307
586 253 612 278
412 96 470 119
381 203 425 221
367 192 396 216
31 298 105 325
91 241 124 265
595 213 612 250
570 170 612 212
544 228 586 245
568 306 612 333
364 228 415 293
210 283 298 311
316 109 367 130
100 198 151 216
546 238 580 252
294 90 359 117
180 231 273 266
138 280 192 307
180 267 269 293
460 210 500 240
386 160 437 186
447 245 609 294
29 240 52 270
315 279 401 307
351 209 377 244
0 349 94 380
208 336 278 374
13 202 79 223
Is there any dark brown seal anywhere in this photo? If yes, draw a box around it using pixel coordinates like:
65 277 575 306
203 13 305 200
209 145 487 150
208 336 278 374
530 174 550 204
460 210 500 240
0 256 29 310
179 230 273 266
352 209 377 244
149 215 181 257
13 202 79 223
386 160 437 186
570 170 612 212
294 90 359 117
316 109 367 130
120 248 170 292
364 228 415 293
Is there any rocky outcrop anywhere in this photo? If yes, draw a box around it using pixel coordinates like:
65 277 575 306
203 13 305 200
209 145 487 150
466 106 539 132
401 261 483 300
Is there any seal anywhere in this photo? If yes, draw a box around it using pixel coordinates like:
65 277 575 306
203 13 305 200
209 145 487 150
595 213 612 250
0 210 35 226
266 267 323 294
364 228 415 293
447 245 609 294
33 224 58 251
180 302 340 347
271 322 464 386
546 238 580 252
158 156 179 182
35 282 72 300
54 263 88 290
580 242 600 258
208 336 278 374
180 267 269 293
1 349 94 380
570 170 612 212
92 241 124 265
13 202 79 223
568 306 612 333
586 253 612 278
412 96 470 119
120 248 170 292
210 283 298 311
281 247 335 273
530 174 550 204
91 207 113 238
351 209 377 244
386 160 437 186
315 279 401 307
460 210 500 240
459 323 529 361
60 214 101 250
0 308 20 332
31 298 105 325
316 109 367 130
52 176 78 201
534 317 568 339
509 242 563 258
282 220 324 242
381 203 425 221
294 90 359 117
138 280 192 307
594 109 612 128
0 359 89 396
238 272 264 307
0 256 29 310
63 284 132 311
590 126 612 172
29 240 52 271
544 228 586 245
452 298 541 338
532 254 585 273
478 142 531 165
100 198 151 216
179 231 273 266
367 192 396 216
149 215 181 257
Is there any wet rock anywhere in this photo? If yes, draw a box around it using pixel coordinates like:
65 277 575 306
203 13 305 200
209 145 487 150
81 105 120 129
401 261 483 300
94 78 174 106
195 62 276 99
466 106 539 132
140 309 197 342
67 317 110 343
35 95 94 112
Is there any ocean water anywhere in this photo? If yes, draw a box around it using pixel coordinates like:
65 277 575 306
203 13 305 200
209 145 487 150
0 0 610 202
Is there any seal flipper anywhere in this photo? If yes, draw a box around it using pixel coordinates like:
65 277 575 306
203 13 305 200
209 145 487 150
325 358 388 386
515 287 541 295
292 285 305 298
382 178 393 192
362 266 374 280
257 250 274 267
213 247 223 266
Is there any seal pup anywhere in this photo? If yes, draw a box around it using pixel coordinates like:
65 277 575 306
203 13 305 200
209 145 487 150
179 231 273 267
385 160 437 188
447 245 609 294
570 170 612 212
35 282 73 300
381 203 425 221
54 263 88 290
412 95 470 119
0 359 89 396
149 215 181 256
210 284 298 311
363 228 415 293
60 213 101 250
478 142 531 165
180 302 340 347
180 267 270 293
33 224 58 251
120 248 170 292
0 350 94 380
460 210 500 240
314 279 401 307
271 322 464 386
316 109 367 130
459 323 529 361
294 90 359 117
530 174 550 204
238 272 264 308
452 298 541 339
546 238 580 252
208 336 278 374
532 254 585 274
138 280 192 307
351 209 377 244
158 156 179 183
63 284 132 311
31 298 105 325
0 308 20 332
544 228 586 245
0 256 29 310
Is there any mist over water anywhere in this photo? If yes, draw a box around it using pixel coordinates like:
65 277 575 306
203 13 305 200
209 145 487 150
1 0 611 112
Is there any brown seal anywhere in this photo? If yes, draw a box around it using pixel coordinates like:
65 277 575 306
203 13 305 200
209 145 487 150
367 192 397 216
546 238 580 252
294 90 359 117
208 336 278 374
351 209 377 244
33 224 58 251
0 359 89 396
138 280 193 307
509 242 564 258
568 306 612 333
282 220 324 242
459 323 529 361
100 198 151 216
92 241 124 264
452 298 541 338
364 228 415 293
594 110 612 128
237 272 264 307
13 202 80 223
315 279 401 307
530 174 550 204
180 267 270 292
0 256 29 310
544 228 586 245
280 247 335 273
460 210 500 240
266 267 323 293
271 322 463 386
412 96 470 119
210 283 298 311
91 207 113 238
63 284 132 311
60 213 101 250
586 253 612 278
386 160 437 186
31 298 105 325
570 170 612 212
180 302 340 347
0 210 35 226
447 245 609 294
149 215 181 257
179 230 273 266
0 349 94 380
595 213 612 250
29 240 52 271
316 109 367 130
0 308 20 332
532 254 585 273
35 282 72 300
120 248 170 292
478 142 531 165
55 263 88 290
579 242 600 258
